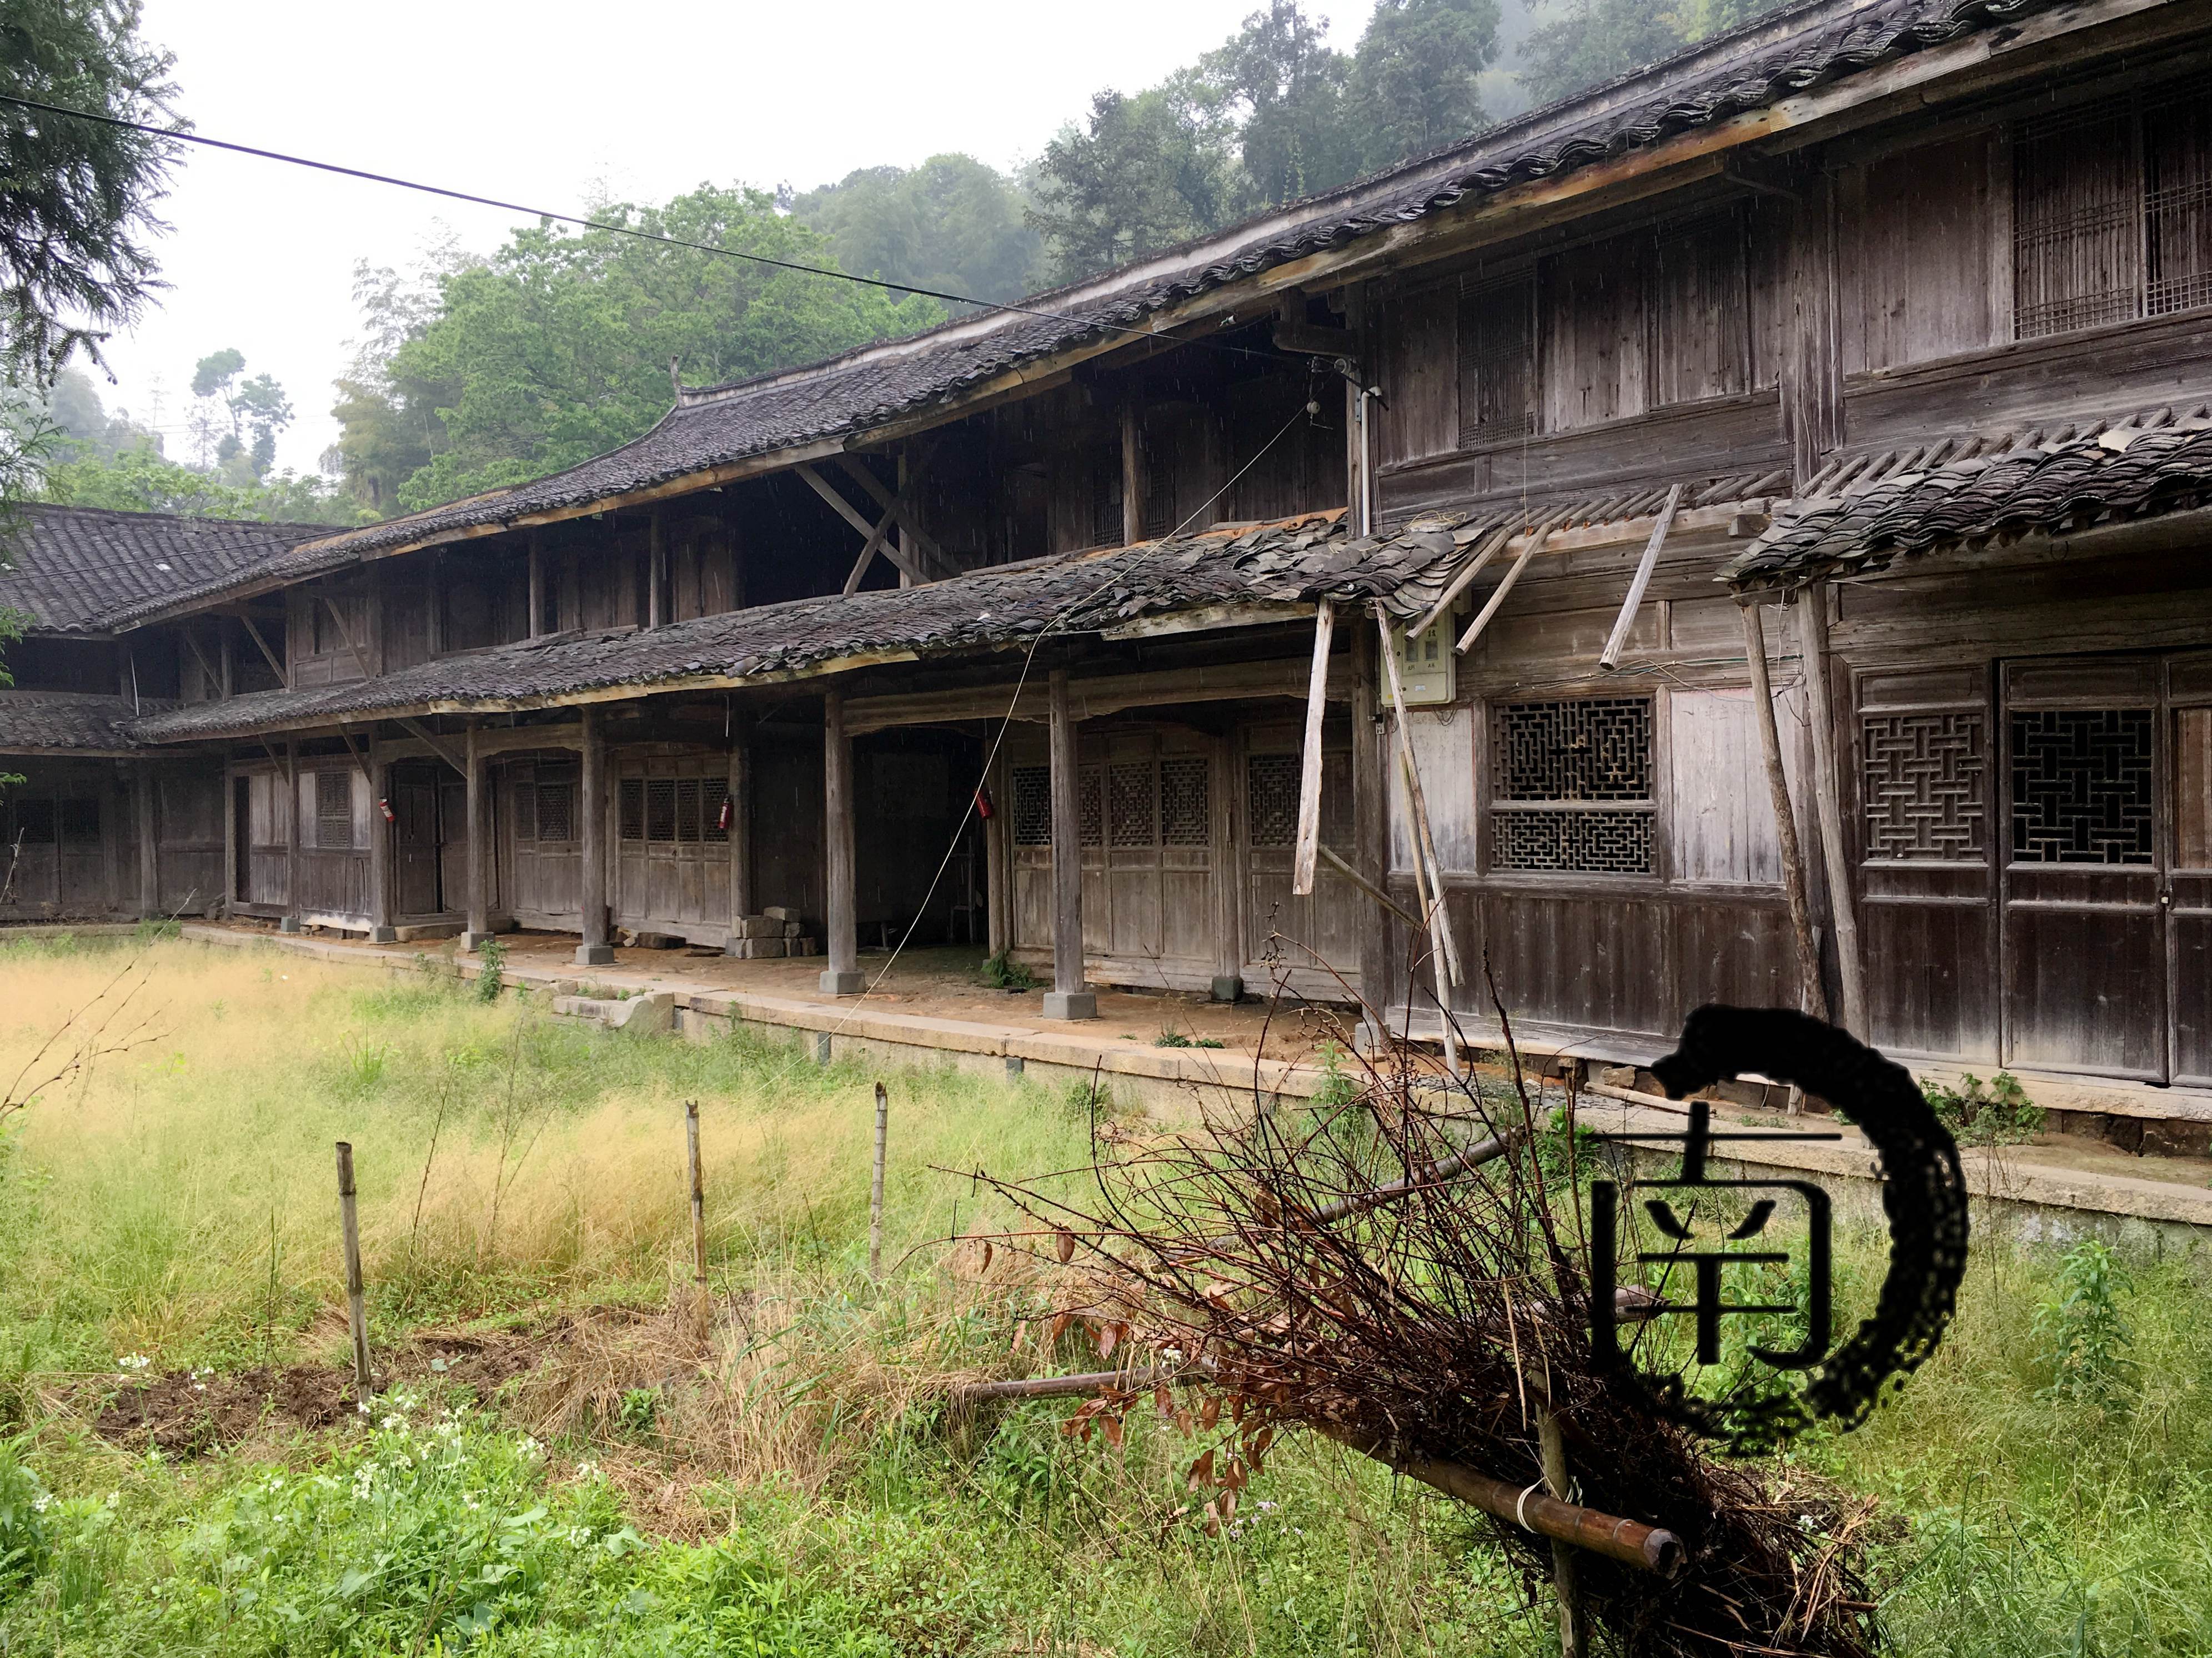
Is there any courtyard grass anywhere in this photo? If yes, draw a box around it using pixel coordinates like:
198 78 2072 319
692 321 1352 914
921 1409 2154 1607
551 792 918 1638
0 932 2206 1655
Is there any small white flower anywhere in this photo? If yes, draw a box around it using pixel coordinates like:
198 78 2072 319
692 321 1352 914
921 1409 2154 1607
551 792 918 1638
31 1494 50 1513
116 1353 151 1373
104 1493 119 1509
571 1460 599 1480
357 1401 372 1415
193 1383 207 1393
381 1415 404 1431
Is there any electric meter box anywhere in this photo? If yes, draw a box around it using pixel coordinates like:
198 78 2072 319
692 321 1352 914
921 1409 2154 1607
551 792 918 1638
1393 611 1459 706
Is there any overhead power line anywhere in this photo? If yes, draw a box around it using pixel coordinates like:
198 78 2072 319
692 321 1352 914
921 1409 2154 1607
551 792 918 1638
0 92 1289 368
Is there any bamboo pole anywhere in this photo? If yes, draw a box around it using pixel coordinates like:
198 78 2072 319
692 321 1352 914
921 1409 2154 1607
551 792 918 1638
685 1101 709 1345
1291 599 1336 897
1598 483 1683 671
869 1082 889 1279
334 1142 372 1411
1539 1408 1590 1657
1740 600 1830 1024
1795 582 1867 1035
1373 605 1463 987
1407 523 1511 642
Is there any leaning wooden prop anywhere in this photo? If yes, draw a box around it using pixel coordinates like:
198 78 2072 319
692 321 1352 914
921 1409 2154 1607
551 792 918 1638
960 1006 1968 1657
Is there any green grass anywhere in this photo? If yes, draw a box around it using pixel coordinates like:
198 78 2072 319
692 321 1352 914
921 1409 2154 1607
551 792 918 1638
0 936 2209 1655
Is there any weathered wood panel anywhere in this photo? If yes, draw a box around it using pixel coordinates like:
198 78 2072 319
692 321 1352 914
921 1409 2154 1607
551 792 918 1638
1377 282 1458 466
1543 237 1652 431
1387 706 1476 873
1839 131 2001 376
156 768 224 915
1668 687 1785 885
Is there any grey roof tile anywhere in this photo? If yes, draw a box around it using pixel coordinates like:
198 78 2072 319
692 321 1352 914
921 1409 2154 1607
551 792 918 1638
0 690 166 752
0 504 325 634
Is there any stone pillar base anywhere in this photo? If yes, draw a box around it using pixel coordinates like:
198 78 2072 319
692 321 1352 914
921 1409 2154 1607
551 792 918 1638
574 942 615 966
820 969 866 996
1042 990 1098 1021
368 926 398 944
278 915 301 934
1209 974 1244 1003
1005 1055 1026 1078
460 930 494 952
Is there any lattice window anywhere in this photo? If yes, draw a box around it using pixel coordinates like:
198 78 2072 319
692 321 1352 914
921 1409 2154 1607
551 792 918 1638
1108 763 1155 847
702 781 729 844
1491 697 1654 873
619 778 645 841
513 778 537 841
1247 753 1300 848
675 779 701 843
646 779 677 843
2014 76 2212 339
1864 712 1987 860
1141 455 1177 541
1012 765 1052 846
1091 456 1123 549
1161 757 1210 846
1077 768 1104 848
315 770 353 851
536 780 574 844
1458 275 1536 445
2010 709 2154 865
59 796 102 847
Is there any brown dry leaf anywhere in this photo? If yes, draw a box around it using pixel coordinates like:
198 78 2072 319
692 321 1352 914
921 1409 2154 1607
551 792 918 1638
1174 1408 1195 1437
1153 1386 1173 1415
1200 1396 1221 1430
1220 1487 1238 1521
1188 1449 1215 1490
1096 1323 1120 1361
1049 1312 1071 1344
1055 1229 1076 1265
1102 1414 1123 1448
978 1239 994 1274
1202 1499 1222 1537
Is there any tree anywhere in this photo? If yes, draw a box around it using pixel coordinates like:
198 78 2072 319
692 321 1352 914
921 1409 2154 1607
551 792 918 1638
337 184 941 515
43 364 154 461
1202 1 1358 210
38 440 363 524
786 156 1044 310
1028 78 1241 284
0 0 178 386
186 348 292 480
1347 0 1499 172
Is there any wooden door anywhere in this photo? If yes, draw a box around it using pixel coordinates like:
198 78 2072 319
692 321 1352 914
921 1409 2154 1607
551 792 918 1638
437 780 467 917
1999 659 2165 1081
2165 654 2212 1084
392 775 443 917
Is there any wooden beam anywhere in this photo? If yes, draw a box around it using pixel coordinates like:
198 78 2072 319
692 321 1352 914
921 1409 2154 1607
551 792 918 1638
1121 399 1145 547
528 531 545 640
1599 483 1683 671
1408 523 1511 642
1740 600 1829 1023
833 455 952 579
1291 599 1335 897
394 716 467 777
134 767 158 920
726 740 752 933
1350 623 1391 1007
1320 843 1420 931
366 746 393 939
1374 605 1461 1074
317 590 377 682
1455 518 1561 656
236 610 285 681
840 501 901 595
1796 584 1866 1036
985 747 1010 959
794 462 926 582
1046 667 1092 1017
462 723 490 948
648 509 665 630
821 689 862 994
575 704 614 965
180 624 223 702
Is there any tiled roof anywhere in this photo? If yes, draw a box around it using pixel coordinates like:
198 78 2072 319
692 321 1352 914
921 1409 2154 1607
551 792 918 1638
0 504 325 634
265 0 2055 573
1723 405 2212 589
0 690 168 752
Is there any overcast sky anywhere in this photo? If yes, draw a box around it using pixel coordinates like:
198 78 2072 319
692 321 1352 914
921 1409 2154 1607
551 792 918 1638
94 0 1379 478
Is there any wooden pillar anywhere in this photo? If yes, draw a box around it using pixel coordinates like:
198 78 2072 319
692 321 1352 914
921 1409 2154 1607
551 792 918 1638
461 723 491 950
1741 600 1829 1023
984 747 1009 959
648 510 665 629
575 705 614 966
527 532 545 640
134 767 159 920
1797 582 1867 1035
724 738 752 947
367 748 395 942
820 689 864 994
1120 400 1145 547
1352 623 1389 1033
280 741 300 931
1044 667 1096 1019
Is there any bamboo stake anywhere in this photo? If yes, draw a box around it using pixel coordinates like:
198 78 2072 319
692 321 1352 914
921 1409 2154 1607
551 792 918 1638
1740 601 1830 1024
1292 599 1336 896
685 1101 709 1345
869 1082 889 1279
1795 583 1867 1035
1539 1408 1590 1657
334 1142 372 1411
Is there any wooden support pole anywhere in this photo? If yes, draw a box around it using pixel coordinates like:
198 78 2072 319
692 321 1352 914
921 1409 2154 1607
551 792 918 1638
685 1101 709 1347
725 740 752 941
1599 483 1682 672
237 610 285 682
1539 1408 1590 1658
834 454 949 578
367 750 395 942
575 705 614 966
869 1082 888 1279
984 750 1010 959
1796 583 1867 1036
1350 625 1390 1017
1375 605 1462 987
1121 399 1145 546
283 741 299 925
840 501 900 596
1044 669 1096 1019
134 767 158 920
1291 599 1335 896
1455 527 1551 656
648 509 665 630
821 689 864 995
1408 524 1509 642
1740 601 1829 1023
462 723 490 950
527 532 545 640
335 1141 372 1411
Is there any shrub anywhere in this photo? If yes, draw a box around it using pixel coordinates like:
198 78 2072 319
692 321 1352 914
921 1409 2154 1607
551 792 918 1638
1922 1069 2043 1146
978 951 1035 991
2035 1238 2136 1403
475 936 508 1003
0 1434 54 1597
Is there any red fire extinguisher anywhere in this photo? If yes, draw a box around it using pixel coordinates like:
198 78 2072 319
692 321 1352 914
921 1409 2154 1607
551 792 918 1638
717 793 734 832
974 784 995 820
378 797 395 823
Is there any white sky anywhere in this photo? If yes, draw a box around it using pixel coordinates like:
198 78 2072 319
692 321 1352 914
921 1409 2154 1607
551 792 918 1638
95 0 1378 478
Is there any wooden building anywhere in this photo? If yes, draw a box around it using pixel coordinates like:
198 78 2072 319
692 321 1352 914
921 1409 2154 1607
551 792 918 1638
6 0 2212 1107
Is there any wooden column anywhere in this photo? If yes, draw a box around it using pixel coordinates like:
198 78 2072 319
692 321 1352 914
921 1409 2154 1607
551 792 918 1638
367 749 396 942
461 723 491 950
648 510 665 629
724 739 752 949
574 705 615 966
1797 582 1867 1035
527 532 545 640
1351 623 1389 1031
1740 600 1829 1023
1120 400 1145 547
134 767 159 920
984 748 1010 959
820 689 864 994
280 741 300 931
1044 667 1096 1019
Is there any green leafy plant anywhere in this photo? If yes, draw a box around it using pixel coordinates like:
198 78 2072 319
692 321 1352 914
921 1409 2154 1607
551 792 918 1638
475 936 508 1003
1923 1070 2043 1147
616 1386 660 1436
1153 1027 1191 1048
1062 1077 1114 1119
2035 1238 2136 1403
978 950 1036 991
1312 1042 1358 1112
0 1433 54 1594
337 1036 393 1095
